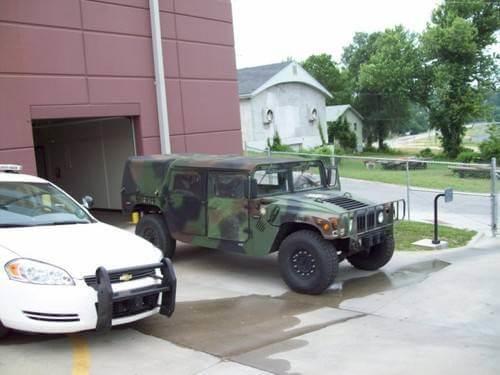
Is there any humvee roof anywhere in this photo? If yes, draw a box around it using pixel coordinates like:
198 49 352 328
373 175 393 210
128 154 317 172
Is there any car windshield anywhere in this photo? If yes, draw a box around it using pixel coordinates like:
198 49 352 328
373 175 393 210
0 182 93 227
253 161 324 197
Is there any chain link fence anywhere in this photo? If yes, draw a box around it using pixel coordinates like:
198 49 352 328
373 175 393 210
244 145 498 237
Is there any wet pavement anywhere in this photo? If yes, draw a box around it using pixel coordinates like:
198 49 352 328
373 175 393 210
1 212 499 374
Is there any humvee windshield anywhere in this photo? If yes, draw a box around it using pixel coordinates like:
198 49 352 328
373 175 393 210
253 161 326 197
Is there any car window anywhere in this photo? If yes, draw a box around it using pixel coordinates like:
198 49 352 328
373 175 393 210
209 173 247 199
0 182 92 227
292 163 323 191
172 171 202 197
253 168 290 197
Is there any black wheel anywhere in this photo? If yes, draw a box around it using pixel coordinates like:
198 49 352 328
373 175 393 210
0 321 9 339
135 214 176 259
278 230 338 295
347 234 394 271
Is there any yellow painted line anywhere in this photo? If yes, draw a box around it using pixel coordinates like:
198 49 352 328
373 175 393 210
69 335 90 375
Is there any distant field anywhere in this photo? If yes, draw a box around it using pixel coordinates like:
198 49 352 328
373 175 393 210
339 157 491 193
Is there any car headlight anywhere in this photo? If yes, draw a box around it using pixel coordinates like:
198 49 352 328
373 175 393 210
5 259 74 285
377 211 384 224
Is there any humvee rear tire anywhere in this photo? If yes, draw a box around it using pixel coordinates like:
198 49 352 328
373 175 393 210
347 234 394 271
136 214 176 259
278 230 338 295
0 321 9 339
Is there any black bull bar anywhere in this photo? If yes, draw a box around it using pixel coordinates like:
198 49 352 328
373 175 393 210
91 258 176 331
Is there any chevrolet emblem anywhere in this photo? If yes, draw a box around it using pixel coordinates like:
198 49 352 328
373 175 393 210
119 273 133 282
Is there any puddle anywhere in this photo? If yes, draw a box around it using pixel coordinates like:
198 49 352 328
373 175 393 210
135 259 450 358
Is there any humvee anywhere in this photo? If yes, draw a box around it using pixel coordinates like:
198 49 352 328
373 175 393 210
122 154 404 295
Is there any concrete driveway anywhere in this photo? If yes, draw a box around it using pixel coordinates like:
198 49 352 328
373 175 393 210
1 210 499 375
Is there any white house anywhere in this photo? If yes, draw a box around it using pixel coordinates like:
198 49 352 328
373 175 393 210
326 105 364 152
238 61 332 151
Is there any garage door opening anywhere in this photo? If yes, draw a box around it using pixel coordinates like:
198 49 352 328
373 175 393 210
32 117 136 210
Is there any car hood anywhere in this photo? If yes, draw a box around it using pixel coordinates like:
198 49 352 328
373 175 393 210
0 223 162 279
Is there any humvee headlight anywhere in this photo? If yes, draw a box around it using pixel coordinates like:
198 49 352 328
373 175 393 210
377 211 384 224
259 206 267 216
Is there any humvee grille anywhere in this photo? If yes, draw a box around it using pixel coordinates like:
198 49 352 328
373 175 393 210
357 212 376 232
324 196 368 210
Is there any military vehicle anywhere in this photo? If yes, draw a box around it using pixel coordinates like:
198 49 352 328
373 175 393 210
122 154 404 295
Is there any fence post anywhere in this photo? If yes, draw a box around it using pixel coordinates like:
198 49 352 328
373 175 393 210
406 160 411 221
491 157 497 237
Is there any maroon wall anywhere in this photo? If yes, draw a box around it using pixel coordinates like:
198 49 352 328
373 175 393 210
0 0 242 174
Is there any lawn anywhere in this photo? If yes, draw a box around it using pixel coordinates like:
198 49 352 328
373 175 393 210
394 220 477 251
339 157 492 193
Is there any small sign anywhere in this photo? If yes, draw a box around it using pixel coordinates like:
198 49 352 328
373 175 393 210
444 188 453 203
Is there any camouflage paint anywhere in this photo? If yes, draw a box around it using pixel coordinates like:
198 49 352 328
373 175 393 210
122 154 401 257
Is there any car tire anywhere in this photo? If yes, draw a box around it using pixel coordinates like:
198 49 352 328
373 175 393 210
347 234 394 271
278 230 338 295
0 321 9 339
136 214 176 259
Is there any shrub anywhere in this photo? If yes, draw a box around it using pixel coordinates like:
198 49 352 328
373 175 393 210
418 148 434 158
479 124 500 162
267 131 294 152
327 117 357 152
456 150 482 163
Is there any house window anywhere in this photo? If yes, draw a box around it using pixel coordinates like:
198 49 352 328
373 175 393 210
353 123 357 131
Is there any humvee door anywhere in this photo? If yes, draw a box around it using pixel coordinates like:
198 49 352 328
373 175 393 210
207 172 249 242
166 169 207 236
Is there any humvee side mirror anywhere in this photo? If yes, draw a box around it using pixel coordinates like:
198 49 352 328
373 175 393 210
327 168 339 188
81 195 94 209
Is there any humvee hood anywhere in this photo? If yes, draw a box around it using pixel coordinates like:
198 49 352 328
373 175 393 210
269 189 375 215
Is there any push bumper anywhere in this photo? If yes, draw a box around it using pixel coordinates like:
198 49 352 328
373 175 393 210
92 258 176 332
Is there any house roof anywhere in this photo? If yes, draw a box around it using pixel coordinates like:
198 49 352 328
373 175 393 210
237 61 332 99
238 62 289 97
326 105 364 122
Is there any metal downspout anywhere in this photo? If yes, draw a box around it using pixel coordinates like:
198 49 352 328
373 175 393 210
149 0 171 154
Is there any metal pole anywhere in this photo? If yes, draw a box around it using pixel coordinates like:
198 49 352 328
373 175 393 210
406 160 411 221
433 193 445 244
491 157 497 237
149 0 171 154
267 147 271 157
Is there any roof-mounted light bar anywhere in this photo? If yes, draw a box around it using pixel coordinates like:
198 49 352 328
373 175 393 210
0 164 23 173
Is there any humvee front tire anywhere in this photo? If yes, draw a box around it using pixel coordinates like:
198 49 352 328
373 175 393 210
347 234 394 271
278 230 338 295
136 214 176 259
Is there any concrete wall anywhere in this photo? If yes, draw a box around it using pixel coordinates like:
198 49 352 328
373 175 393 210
0 0 241 174
241 83 327 151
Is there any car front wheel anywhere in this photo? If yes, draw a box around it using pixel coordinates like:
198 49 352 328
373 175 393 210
0 321 9 339
278 230 338 295
135 214 176 259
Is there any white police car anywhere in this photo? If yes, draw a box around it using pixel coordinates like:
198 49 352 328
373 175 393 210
0 165 176 338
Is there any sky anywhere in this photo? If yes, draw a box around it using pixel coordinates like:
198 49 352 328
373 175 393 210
231 0 442 69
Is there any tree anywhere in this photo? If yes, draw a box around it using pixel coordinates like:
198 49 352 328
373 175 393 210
302 54 352 105
342 27 425 148
421 0 500 158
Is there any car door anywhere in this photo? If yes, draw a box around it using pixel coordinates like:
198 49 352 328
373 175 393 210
207 172 249 242
166 169 206 236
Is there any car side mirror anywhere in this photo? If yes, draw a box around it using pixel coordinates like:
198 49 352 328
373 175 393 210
81 195 94 209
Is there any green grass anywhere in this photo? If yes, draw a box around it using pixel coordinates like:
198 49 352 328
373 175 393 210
339 157 491 193
395 220 476 251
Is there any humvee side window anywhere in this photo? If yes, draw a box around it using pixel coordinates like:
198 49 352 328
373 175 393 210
209 173 247 199
292 162 323 191
172 171 202 197
253 168 290 197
